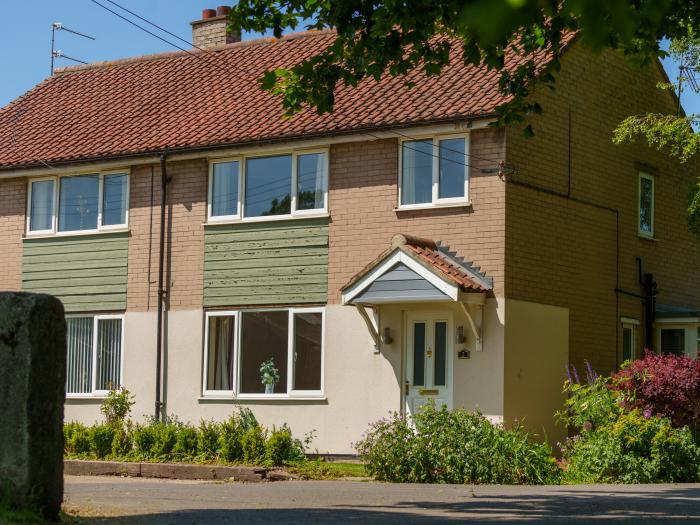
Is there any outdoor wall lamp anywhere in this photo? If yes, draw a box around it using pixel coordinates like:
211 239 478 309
457 325 466 344
381 327 393 345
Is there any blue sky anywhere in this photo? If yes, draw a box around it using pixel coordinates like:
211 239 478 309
0 1 698 116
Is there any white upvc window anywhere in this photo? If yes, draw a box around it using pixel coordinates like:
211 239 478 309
656 321 699 359
398 134 470 209
638 172 655 238
65 314 125 397
620 317 639 363
202 307 325 399
207 149 329 223
26 171 130 236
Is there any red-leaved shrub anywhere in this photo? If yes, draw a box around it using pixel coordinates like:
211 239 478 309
611 351 700 433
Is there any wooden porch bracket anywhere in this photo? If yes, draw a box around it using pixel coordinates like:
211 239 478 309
355 305 380 353
459 301 484 352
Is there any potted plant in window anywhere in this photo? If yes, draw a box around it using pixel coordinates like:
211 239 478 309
260 358 280 394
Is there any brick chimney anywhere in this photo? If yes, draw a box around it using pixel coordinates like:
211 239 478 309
191 6 241 49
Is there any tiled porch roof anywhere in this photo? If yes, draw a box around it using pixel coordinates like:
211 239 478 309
342 234 493 295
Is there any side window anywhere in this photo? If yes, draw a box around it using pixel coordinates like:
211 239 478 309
621 323 636 362
660 328 685 356
28 179 55 233
638 172 654 237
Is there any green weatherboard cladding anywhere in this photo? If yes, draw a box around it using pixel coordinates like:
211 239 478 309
22 232 128 312
204 218 329 307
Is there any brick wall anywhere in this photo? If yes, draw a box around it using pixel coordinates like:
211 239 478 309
505 44 700 373
127 159 206 311
327 128 506 303
0 177 25 291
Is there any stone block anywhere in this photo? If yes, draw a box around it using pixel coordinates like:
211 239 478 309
0 292 66 521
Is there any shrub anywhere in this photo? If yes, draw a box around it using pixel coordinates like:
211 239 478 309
563 410 700 483
219 416 244 462
197 420 220 459
100 387 135 424
557 364 621 433
611 351 700 436
64 422 91 456
88 425 117 459
132 424 157 458
111 423 133 457
265 426 304 466
173 426 198 458
242 425 267 464
149 423 178 457
355 403 560 484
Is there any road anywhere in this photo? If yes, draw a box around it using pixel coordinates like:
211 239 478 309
64 475 700 524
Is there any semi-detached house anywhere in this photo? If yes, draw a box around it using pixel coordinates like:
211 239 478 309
1 8 699 453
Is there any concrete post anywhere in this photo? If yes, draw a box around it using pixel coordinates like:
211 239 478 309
0 292 66 521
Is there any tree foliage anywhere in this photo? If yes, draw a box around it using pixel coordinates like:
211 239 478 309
229 0 700 129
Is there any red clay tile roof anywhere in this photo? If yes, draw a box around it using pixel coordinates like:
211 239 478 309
342 234 493 295
0 30 556 170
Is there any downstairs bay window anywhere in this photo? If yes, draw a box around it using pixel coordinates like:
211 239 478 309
66 314 124 397
203 308 324 398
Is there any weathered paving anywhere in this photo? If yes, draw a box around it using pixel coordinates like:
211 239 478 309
64 476 700 524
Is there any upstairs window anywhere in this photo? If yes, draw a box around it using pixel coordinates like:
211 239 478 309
638 172 654 237
208 150 328 222
400 135 469 207
27 172 129 235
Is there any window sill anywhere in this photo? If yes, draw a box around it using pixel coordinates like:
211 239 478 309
394 202 472 213
198 395 327 402
66 395 107 402
24 228 130 240
638 233 658 242
204 212 329 227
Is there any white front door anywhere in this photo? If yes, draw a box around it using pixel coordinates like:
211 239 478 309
404 311 453 416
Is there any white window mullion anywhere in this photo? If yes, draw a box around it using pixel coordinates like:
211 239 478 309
91 316 99 395
291 153 299 214
97 174 104 229
431 138 439 204
286 310 294 394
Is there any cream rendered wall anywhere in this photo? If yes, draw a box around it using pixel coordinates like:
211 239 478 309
158 306 401 454
378 298 505 422
503 299 569 447
64 312 157 424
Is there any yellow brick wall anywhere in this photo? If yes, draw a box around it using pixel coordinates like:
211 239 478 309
0 177 25 291
327 128 506 303
505 44 700 373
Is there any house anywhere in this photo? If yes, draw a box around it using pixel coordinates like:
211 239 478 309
1 7 699 454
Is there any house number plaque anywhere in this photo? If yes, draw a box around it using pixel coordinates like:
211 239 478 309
419 389 439 396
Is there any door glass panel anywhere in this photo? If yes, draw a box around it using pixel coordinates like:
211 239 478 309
434 321 447 386
412 322 425 386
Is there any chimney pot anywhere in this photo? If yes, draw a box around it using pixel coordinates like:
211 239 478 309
192 6 241 50
216 6 231 16
202 9 217 19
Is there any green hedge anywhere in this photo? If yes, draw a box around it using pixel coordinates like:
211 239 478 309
64 409 306 467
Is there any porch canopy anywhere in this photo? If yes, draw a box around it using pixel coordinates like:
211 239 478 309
341 234 493 305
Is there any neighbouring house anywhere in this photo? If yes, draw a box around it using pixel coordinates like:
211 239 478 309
1 7 699 454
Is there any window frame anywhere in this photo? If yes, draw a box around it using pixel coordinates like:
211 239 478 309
26 170 130 237
398 133 471 210
202 310 239 397
620 317 639 363
206 148 329 224
655 320 700 359
638 171 655 238
65 313 125 399
201 307 326 400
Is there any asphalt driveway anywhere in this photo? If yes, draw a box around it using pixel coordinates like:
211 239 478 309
64 475 700 524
